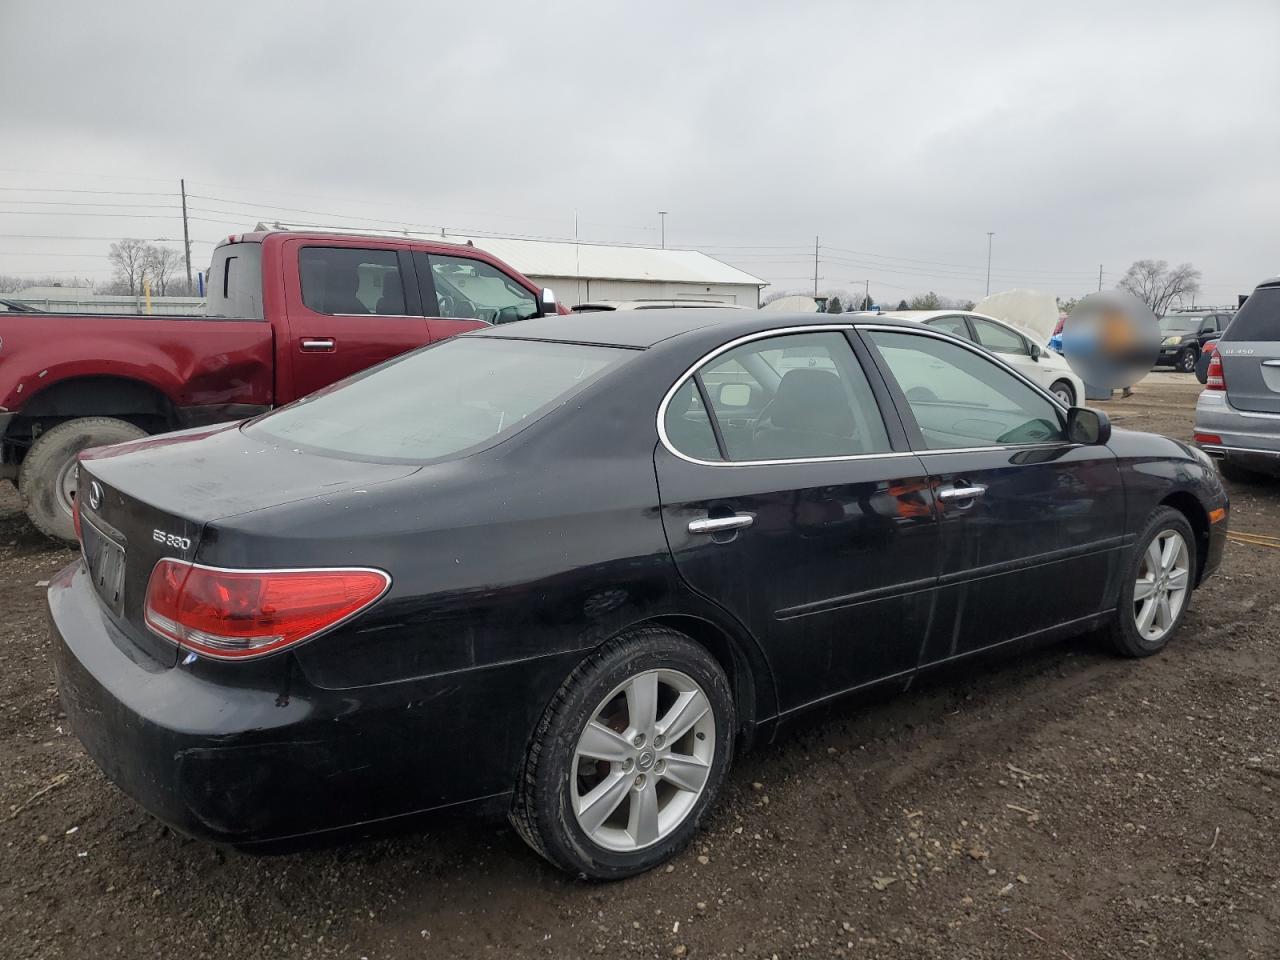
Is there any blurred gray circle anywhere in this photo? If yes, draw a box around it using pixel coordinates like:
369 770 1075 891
1061 291 1159 391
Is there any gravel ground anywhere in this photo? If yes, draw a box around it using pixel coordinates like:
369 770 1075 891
2 373 1278 959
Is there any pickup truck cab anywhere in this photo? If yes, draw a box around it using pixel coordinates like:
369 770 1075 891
0 230 560 540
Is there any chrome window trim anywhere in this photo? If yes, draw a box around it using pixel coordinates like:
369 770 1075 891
656 322 1078 469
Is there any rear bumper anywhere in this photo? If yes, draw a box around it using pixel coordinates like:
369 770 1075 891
49 561 572 846
1194 391 1280 476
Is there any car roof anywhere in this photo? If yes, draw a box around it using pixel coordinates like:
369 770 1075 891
879 309 998 323
471 308 923 350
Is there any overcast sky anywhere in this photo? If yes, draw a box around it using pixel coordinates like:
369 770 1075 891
1 0 1276 304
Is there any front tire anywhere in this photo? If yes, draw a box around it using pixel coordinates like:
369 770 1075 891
1176 347 1197 373
18 417 148 542
511 626 735 880
1049 379 1075 406
1103 506 1196 657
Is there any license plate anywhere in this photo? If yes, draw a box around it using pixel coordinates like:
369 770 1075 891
82 520 127 616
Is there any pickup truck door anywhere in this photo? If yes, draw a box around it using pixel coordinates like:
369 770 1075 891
282 240 431 398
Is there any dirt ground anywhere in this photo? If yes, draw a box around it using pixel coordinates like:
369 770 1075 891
2 373 1278 960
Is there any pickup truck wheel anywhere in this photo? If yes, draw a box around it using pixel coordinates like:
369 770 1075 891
19 417 148 542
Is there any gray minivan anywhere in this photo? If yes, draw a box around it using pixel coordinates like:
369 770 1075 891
1195 278 1280 481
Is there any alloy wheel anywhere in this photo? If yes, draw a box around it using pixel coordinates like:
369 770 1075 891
571 668 715 852
1133 529 1190 642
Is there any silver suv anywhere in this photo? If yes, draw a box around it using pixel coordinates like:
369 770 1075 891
1195 278 1280 480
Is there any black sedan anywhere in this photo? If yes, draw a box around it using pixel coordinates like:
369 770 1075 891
50 311 1228 879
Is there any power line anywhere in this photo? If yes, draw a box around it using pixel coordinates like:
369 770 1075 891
0 186 177 198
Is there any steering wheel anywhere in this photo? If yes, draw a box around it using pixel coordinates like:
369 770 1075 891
437 295 457 317
905 386 939 403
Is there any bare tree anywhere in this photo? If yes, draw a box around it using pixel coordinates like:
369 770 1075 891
144 245 184 296
108 239 152 295
909 291 942 309
1118 259 1202 316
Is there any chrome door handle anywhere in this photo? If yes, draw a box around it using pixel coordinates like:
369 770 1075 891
300 338 336 352
1261 360 1280 367
688 514 754 535
937 484 986 502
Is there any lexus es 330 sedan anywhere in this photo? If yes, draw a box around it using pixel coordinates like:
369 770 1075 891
51 310 1227 879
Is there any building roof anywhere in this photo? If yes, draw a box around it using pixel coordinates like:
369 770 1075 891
253 222 766 287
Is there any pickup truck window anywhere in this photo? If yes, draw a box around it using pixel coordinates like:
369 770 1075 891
299 247 408 316
206 242 264 319
418 252 537 325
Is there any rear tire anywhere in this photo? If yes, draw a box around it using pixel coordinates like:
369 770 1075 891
1102 506 1197 658
18 417 148 542
511 626 735 880
1175 347 1197 373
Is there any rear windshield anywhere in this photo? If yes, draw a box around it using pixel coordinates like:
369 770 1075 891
1222 285 1280 342
246 337 630 462
205 242 264 319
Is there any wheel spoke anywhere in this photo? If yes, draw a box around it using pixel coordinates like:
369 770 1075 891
1160 535 1180 575
1167 570 1189 593
1133 577 1157 602
1156 594 1172 632
657 689 710 744
1145 539 1163 577
625 673 659 733
576 770 631 836
1136 596 1157 634
628 781 660 846
660 753 711 793
577 721 632 763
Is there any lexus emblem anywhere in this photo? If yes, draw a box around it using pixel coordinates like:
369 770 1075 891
88 480 103 511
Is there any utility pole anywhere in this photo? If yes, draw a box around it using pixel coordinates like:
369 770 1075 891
180 179 192 293
1098 264 1103 292
985 231 994 296
813 235 820 297
658 211 667 249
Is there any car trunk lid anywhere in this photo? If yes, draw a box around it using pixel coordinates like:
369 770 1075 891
75 423 419 667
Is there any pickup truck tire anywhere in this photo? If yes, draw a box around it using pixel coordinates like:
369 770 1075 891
19 417 148 542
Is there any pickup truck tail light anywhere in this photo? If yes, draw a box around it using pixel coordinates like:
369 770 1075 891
1206 353 1225 390
144 560 390 660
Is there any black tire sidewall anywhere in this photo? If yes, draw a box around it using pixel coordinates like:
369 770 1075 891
18 417 147 541
529 631 735 880
1111 507 1198 656
1050 380 1075 406
1177 348 1197 372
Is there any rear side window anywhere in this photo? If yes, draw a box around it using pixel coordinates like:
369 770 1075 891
299 247 407 316
247 338 629 463
1222 286 1280 341
925 315 970 338
668 331 891 462
205 243 264 319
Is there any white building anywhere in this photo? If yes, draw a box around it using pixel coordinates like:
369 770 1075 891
442 235 767 308
255 222 766 308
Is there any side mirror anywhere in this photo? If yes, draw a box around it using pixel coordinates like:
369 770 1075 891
1067 406 1111 445
538 288 558 317
1030 343 1042 361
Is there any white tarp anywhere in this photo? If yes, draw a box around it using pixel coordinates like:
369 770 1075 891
761 295 821 313
975 289 1059 344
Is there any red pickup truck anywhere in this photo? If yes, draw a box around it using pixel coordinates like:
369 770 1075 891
0 230 561 540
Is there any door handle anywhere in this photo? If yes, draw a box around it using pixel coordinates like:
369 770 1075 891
937 484 986 502
300 338 336 352
688 514 754 535
1261 360 1280 367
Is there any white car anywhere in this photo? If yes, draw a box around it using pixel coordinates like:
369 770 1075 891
572 299 748 312
880 310 1085 407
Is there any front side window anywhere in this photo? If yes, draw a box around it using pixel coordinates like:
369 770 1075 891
299 247 406 316
971 317 1030 356
422 253 537 325
867 330 1065 449
667 331 891 462
248 338 628 462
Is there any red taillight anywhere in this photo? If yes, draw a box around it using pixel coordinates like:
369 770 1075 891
1206 353 1225 390
1194 432 1223 445
144 560 390 660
